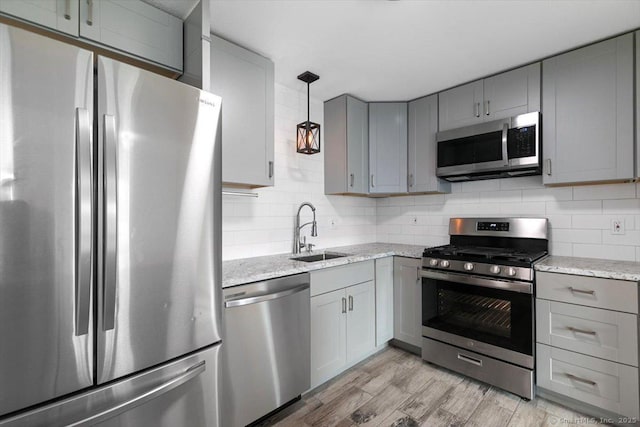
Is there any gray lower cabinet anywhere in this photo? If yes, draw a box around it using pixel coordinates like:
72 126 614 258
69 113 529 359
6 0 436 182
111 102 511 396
310 262 376 388
636 31 640 178
375 257 393 346
369 102 408 194
438 63 540 131
542 33 634 185
408 94 450 194
536 271 639 419
324 94 369 195
393 257 421 348
210 34 275 187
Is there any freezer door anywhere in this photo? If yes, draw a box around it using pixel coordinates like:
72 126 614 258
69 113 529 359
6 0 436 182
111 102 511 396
0 24 94 416
0 344 221 427
96 56 222 383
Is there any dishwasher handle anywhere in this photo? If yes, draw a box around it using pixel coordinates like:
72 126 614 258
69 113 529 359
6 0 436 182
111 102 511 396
225 284 309 308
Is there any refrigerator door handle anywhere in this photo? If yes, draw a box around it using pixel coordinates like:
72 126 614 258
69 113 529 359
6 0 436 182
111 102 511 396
67 361 206 427
75 108 92 336
103 114 118 331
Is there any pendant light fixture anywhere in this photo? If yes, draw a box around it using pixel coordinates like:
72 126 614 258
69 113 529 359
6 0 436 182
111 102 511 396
296 71 320 154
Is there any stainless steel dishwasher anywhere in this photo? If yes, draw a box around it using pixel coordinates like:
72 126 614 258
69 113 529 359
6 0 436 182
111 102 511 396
221 273 310 427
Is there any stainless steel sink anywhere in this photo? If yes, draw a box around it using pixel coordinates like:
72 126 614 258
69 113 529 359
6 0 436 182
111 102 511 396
290 252 349 263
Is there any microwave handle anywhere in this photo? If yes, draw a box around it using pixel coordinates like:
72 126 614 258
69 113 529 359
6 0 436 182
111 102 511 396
501 123 509 166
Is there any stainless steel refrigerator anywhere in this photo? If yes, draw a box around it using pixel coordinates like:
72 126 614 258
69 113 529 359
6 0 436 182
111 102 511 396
0 23 222 426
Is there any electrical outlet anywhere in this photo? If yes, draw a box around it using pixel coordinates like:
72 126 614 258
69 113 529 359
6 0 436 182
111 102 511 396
412 217 418 225
611 219 625 235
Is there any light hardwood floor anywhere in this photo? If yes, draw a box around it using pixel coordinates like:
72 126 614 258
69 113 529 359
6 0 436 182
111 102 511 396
256 346 608 427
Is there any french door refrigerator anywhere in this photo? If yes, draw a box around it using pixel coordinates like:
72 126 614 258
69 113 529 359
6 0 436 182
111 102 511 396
0 23 222 426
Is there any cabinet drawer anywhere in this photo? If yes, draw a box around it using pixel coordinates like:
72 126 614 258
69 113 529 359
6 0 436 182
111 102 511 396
310 261 374 297
537 271 638 314
537 344 639 418
537 300 638 366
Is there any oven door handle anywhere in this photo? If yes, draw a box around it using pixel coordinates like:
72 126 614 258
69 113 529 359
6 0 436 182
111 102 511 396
420 269 532 294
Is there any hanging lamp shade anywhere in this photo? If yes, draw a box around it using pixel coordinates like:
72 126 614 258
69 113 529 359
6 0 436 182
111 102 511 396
296 71 320 155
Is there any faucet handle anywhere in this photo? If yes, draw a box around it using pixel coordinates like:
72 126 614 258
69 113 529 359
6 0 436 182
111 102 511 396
306 243 315 253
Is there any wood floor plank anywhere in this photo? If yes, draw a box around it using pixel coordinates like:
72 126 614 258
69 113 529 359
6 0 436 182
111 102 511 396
398 378 453 421
466 399 514 427
508 401 550 427
437 378 489 422
378 410 420 427
390 362 438 395
359 361 411 396
418 408 464 427
271 397 322 427
482 387 523 412
314 368 373 404
303 386 373 427
346 384 412 427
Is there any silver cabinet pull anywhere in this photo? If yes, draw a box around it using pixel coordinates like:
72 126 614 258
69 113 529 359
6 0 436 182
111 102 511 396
341 297 347 314
64 0 71 19
567 326 597 336
565 373 597 386
350 173 354 187
485 100 490 116
370 174 375 188
569 287 595 296
268 161 273 179
457 353 482 367
75 108 92 336
544 159 552 175
408 173 414 188
348 295 353 311
86 0 94 26
103 114 118 331
68 361 206 426
474 102 480 118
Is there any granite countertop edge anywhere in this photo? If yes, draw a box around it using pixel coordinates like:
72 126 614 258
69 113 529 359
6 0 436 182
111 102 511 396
222 243 424 288
534 255 640 282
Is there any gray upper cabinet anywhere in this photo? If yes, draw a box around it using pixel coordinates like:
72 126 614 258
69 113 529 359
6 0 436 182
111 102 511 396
79 0 182 71
369 102 408 194
210 34 275 187
324 95 369 195
636 31 640 179
438 63 540 131
543 34 634 185
408 95 450 194
0 0 79 36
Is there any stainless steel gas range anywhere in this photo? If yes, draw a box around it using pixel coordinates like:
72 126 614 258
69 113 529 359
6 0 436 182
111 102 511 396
420 217 548 399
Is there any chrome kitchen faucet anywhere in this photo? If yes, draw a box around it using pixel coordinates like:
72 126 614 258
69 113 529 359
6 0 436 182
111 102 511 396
293 202 317 254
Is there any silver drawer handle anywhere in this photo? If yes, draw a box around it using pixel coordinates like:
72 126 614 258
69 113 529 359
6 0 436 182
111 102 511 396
457 353 482 367
565 373 597 386
569 287 595 296
342 297 347 314
567 326 597 336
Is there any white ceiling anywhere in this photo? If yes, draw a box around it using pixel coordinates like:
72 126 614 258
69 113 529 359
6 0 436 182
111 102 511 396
149 0 640 102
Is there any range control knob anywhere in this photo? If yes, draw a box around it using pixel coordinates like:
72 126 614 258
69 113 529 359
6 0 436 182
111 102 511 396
429 258 439 267
463 262 474 271
439 260 450 268
489 265 501 274
507 267 517 277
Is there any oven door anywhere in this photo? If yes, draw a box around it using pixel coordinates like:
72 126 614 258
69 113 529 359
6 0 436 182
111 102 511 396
421 269 533 369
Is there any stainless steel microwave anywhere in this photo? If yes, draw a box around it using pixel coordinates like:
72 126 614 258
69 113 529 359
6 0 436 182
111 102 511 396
436 112 541 182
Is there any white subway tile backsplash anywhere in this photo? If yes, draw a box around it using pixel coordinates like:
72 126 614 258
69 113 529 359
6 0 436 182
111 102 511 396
550 229 601 244
573 183 637 200
573 244 636 261
546 200 602 215
603 199 640 213
522 187 573 202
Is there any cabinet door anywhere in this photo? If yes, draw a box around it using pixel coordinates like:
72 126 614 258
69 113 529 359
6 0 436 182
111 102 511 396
408 95 450 194
483 63 540 121
369 102 407 194
346 281 376 363
393 257 422 348
310 289 347 388
347 96 369 194
375 257 394 346
543 34 634 185
210 34 275 187
0 0 78 36
438 80 483 131
79 0 182 71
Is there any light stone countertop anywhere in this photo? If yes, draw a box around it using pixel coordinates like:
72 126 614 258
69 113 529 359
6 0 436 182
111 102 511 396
222 243 424 288
535 256 640 282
